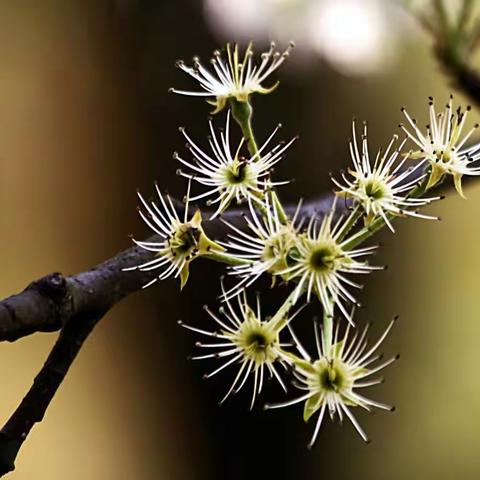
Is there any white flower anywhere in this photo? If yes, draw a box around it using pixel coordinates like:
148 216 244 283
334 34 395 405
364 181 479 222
332 121 440 232
124 182 223 289
170 41 294 113
400 96 480 197
276 204 382 324
175 110 295 218
180 285 300 408
220 193 303 300
265 318 398 447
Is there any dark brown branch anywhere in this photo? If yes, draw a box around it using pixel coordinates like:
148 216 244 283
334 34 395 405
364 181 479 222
426 0 480 107
0 313 100 475
437 49 480 107
0 193 335 476
451 64 480 106
0 195 335 344
5 20 480 468
0 167 472 476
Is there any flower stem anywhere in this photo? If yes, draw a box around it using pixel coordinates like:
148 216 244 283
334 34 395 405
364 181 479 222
230 98 259 155
230 98 289 224
271 190 288 225
322 312 333 354
202 250 252 266
336 204 362 242
280 349 305 365
340 215 388 251
270 289 298 331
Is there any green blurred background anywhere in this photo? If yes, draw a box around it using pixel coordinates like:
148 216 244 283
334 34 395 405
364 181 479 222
0 0 479 478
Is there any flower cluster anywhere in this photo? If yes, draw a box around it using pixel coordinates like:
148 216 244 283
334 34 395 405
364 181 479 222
332 121 440 232
125 41 480 446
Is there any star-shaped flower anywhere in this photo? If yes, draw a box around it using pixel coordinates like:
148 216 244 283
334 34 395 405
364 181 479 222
180 285 300 408
265 318 398 447
333 120 440 232
400 96 480 197
276 205 382 324
221 193 302 300
124 183 223 289
170 41 294 113
175 110 294 218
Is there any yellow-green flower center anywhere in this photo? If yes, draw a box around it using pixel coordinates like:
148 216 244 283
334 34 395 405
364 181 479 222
309 245 339 272
364 179 387 200
225 160 252 185
169 224 200 255
262 228 298 273
235 320 278 365
319 363 346 392
434 148 458 165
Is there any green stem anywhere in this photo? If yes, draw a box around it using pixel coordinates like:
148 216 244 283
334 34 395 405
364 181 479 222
269 289 298 331
340 215 388 251
458 0 474 32
271 190 288 224
280 349 305 365
230 99 259 156
202 251 252 266
321 312 333 355
434 0 450 32
230 98 289 224
336 204 362 242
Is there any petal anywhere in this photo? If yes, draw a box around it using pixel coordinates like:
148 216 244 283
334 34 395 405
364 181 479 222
426 162 445 190
255 81 279 95
303 393 322 422
210 96 227 115
180 263 190 290
453 172 466 198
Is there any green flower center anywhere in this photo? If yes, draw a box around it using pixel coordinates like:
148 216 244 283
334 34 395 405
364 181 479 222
262 229 296 273
170 225 200 254
319 364 346 392
263 239 280 261
309 246 337 272
226 162 249 184
246 331 268 351
364 179 386 200
435 149 453 163
236 321 278 364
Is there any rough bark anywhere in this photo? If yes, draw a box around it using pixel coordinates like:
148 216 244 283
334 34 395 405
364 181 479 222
0 195 336 475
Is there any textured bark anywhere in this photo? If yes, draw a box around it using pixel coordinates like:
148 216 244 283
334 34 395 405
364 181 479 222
0 196 335 344
0 195 336 475
0 312 99 475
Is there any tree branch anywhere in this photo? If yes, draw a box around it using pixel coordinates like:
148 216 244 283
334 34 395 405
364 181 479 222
0 193 335 476
0 195 334 344
0 312 100 476
4 8 480 467
437 49 480 107
0 163 475 476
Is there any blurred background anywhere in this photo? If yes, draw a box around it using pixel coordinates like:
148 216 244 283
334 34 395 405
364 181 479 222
0 0 479 478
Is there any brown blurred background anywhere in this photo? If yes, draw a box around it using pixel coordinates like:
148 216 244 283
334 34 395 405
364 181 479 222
0 0 479 479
